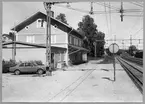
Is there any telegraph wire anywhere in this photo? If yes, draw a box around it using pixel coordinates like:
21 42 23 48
130 2 143 7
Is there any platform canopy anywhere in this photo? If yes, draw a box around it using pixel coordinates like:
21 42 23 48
68 44 89 55
2 41 67 52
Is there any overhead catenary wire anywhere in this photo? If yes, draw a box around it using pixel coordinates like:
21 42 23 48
54 3 143 15
96 2 120 11
130 2 143 7
132 28 143 38
55 4 119 14
127 12 142 34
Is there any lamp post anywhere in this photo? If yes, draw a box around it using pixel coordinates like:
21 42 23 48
44 2 52 76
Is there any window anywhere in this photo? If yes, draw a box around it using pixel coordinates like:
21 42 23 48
69 35 72 44
74 38 78 46
76 38 79 46
16 35 18 41
74 38 76 45
51 35 56 43
79 40 82 47
19 63 25 67
71 36 74 45
25 63 33 67
37 19 45 28
26 36 35 43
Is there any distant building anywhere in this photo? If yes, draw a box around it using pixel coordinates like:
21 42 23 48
2 11 89 68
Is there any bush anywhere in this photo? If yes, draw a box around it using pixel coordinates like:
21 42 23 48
2 59 17 73
28 60 44 65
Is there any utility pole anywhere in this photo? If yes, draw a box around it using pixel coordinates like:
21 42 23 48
120 1 124 22
44 2 53 76
130 35 132 46
11 30 16 62
93 41 97 57
114 35 116 43
122 39 124 49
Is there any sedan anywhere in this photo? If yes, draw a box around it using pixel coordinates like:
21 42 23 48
9 62 46 75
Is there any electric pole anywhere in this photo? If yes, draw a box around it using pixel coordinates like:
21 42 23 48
44 2 53 76
114 35 116 43
120 1 124 22
122 39 124 49
130 35 132 46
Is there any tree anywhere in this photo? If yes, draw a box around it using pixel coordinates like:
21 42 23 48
55 13 68 25
2 32 15 43
94 31 105 57
77 15 105 57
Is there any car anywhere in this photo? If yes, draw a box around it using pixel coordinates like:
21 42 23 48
9 62 46 75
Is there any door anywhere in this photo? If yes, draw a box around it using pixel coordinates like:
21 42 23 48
24 62 36 73
19 63 25 72
51 53 54 68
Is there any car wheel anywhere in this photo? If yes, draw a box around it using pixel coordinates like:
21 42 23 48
14 70 20 75
37 69 44 75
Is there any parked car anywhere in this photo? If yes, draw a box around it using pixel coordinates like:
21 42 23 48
9 62 46 75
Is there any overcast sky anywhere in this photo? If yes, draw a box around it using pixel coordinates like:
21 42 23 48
3 2 143 45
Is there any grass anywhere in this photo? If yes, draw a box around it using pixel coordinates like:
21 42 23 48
98 55 115 64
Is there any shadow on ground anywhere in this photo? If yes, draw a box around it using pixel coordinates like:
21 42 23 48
100 69 109 71
102 77 114 81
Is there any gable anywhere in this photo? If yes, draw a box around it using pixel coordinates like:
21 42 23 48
18 20 66 35
11 12 84 39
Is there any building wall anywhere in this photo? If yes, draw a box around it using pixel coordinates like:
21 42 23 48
3 18 88 67
3 20 68 68
17 20 68 45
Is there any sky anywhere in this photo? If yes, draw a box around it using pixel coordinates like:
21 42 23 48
2 1 143 48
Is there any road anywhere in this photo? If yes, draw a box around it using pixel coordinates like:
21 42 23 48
2 60 142 102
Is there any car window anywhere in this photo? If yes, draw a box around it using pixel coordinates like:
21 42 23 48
33 63 37 66
19 63 25 67
25 63 33 67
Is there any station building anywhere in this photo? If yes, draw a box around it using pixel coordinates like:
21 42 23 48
2 11 89 68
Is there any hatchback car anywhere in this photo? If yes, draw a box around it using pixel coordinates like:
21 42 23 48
9 62 46 75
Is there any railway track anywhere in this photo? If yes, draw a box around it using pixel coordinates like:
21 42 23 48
116 56 143 94
121 54 143 66
48 69 95 102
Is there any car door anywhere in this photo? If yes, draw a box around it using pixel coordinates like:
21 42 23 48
24 63 36 73
19 63 25 72
30 63 37 72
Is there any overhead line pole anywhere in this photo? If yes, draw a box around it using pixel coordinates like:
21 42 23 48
44 2 52 76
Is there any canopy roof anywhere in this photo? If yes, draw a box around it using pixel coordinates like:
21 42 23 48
2 41 67 52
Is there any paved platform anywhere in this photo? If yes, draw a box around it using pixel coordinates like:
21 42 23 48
2 60 142 102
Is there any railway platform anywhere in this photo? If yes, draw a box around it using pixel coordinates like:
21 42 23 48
2 60 143 102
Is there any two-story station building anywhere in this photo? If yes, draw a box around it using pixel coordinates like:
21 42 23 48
2 11 89 68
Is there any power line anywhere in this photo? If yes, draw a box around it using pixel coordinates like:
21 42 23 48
127 11 143 38
96 2 120 11
123 14 143 17
132 28 143 37
55 3 143 15
130 2 143 7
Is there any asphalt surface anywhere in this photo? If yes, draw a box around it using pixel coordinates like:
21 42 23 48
2 60 142 102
